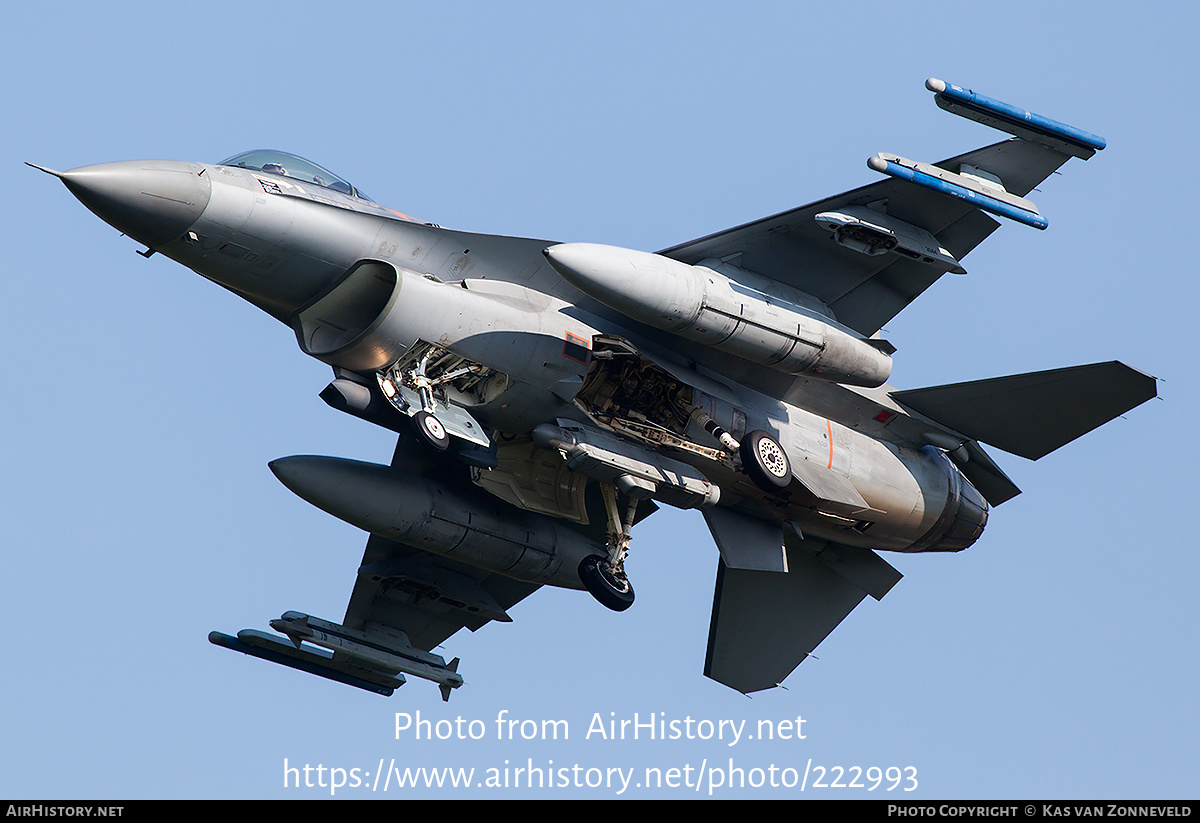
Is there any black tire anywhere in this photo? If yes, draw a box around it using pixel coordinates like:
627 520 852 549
578 555 635 612
411 410 450 451
740 429 791 493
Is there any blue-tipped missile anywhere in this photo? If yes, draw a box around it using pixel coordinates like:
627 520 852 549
868 153 1049 230
926 78 1105 159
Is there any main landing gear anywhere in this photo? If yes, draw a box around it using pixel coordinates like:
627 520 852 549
739 429 792 493
578 555 634 611
579 484 638 611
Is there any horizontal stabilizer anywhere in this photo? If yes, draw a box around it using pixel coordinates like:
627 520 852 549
813 541 903 601
704 539 901 693
892 362 1156 460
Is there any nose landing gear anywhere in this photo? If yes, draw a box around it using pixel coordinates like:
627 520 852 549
376 343 499 453
411 410 450 451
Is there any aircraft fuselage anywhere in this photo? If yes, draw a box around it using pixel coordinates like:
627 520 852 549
53 156 987 572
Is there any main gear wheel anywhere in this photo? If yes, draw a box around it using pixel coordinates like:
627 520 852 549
740 429 791 493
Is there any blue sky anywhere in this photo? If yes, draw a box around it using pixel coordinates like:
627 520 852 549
3 1 1197 799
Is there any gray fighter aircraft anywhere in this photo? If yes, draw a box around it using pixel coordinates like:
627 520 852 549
34 79 1155 699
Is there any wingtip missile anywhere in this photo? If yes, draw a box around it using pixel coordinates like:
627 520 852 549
925 77 1106 158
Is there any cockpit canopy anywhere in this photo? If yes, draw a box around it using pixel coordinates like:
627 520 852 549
219 150 373 202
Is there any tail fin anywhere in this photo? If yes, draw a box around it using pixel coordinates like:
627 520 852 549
892 361 1156 461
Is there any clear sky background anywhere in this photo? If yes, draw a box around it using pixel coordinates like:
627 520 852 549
3 0 1196 799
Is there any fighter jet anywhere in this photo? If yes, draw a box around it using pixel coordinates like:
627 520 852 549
33 79 1155 699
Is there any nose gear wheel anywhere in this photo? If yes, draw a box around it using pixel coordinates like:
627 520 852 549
411 410 450 451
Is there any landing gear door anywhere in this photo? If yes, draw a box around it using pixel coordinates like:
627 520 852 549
394 384 492 448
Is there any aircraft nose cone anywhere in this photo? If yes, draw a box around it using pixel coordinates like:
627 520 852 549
58 160 211 248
